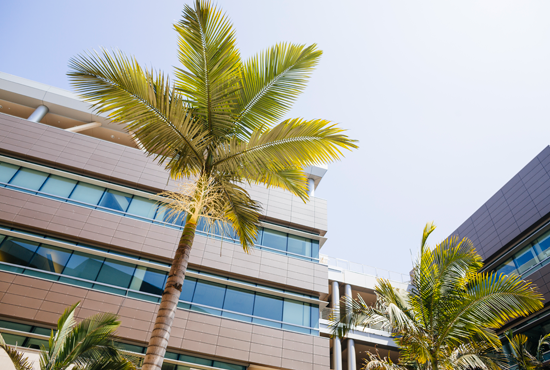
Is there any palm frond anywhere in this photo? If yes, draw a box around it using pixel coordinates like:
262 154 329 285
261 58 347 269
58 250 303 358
238 165 309 202
235 43 322 138
362 351 409 370
0 333 34 370
174 0 241 137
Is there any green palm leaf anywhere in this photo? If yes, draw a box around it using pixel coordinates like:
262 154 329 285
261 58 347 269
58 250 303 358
0 333 34 370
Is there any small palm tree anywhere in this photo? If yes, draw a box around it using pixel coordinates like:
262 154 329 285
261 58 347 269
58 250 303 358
505 330 550 369
68 1 357 369
0 302 135 370
330 222 544 370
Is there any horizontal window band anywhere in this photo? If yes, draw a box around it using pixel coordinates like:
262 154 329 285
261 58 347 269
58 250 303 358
0 226 321 304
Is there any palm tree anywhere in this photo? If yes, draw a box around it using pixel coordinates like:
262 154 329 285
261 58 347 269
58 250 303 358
505 330 550 369
0 302 135 370
330 222 544 370
67 1 358 369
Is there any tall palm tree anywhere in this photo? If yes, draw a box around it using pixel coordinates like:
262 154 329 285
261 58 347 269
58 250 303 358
330 223 544 370
0 303 135 370
505 330 550 369
68 1 358 369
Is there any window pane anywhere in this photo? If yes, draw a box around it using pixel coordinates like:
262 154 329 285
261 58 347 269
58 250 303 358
0 237 39 266
283 299 305 326
129 266 167 296
213 362 246 370
9 168 48 190
99 189 132 212
179 277 197 308
496 260 517 276
179 355 212 366
287 235 311 257
40 175 77 198
311 305 319 328
63 251 104 281
95 259 136 288
311 240 320 259
262 229 287 252
254 228 263 245
69 183 105 205
155 206 186 225
192 280 226 315
0 162 19 184
515 247 538 273
26 338 48 350
535 231 550 260
223 287 254 322
127 196 158 219
28 245 72 274
253 293 283 328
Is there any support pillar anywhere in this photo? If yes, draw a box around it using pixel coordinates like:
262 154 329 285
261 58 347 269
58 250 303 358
345 283 356 370
307 178 315 197
332 281 342 370
27 105 49 123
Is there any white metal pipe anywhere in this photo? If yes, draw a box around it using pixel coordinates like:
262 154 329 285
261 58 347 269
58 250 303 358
65 121 101 133
27 105 49 123
307 178 315 197
344 284 357 370
332 281 342 370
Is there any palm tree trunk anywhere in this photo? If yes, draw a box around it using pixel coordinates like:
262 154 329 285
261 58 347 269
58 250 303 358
142 221 197 370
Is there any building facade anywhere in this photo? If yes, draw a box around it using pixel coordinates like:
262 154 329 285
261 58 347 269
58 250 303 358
450 145 550 358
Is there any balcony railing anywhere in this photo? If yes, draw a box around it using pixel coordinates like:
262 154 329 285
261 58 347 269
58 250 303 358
320 255 410 283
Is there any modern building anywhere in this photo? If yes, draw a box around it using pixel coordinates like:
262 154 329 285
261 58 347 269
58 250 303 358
0 72 405 370
450 145 550 358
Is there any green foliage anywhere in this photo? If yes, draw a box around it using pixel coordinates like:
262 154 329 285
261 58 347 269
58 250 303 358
505 330 550 369
330 222 544 370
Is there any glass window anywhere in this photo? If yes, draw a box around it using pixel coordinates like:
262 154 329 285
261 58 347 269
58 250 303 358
179 277 197 309
69 183 105 205
262 229 287 252
191 280 226 315
0 237 39 266
283 299 308 330
179 355 212 366
0 162 19 184
155 206 186 225
253 293 283 328
63 251 104 281
213 362 246 370
311 240 320 259
95 259 136 289
496 260 517 276
126 196 158 219
514 247 538 273
287 235 311 257
8 168 48 190
28 245 72 274
254 228 263 245
222 287 254 322
26 338 48 350
311 305 319 329
535 231 550 260
99 189 132 212
39 175 77 198
129 266 167 296
1 333 27 346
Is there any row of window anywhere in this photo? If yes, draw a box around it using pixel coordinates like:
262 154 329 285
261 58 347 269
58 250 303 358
0 320 245 370
0 161 320 261
0 232 319 335
495 229 550 278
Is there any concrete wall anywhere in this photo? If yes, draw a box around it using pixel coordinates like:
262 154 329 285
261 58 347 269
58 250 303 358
0 271 330 370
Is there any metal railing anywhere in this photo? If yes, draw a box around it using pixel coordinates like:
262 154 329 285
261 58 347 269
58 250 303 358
320 254 410 283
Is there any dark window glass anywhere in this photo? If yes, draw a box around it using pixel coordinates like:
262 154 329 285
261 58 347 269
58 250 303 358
39 175 77 198
95 259 136 288
192 280 226 315
179 278 197 308
28 245 72 274
117 342 144 353
496 260 517 276
63 251 104 281
31 327 52 336
129 266 167 296
1 333 27 346
222 287 254 322
126 196 158 219
26 338 49 350
160 364 176 370
213 362 246 370
9 168 48 190
262 229 287 252
311 240 320 259
0 162 19 184
515 247 538 273
253 293 283 328
99 189 132 212
535 231 550 260
0 237 39 266
0 320 32 332
69 183 105 205
287 235 311 257
179 355 212 366
155 206 186 225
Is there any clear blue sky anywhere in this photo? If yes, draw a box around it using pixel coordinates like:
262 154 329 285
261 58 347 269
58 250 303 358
3 0 550 275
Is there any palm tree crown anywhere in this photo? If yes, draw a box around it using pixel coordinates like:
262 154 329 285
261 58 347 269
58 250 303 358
331 223 544 370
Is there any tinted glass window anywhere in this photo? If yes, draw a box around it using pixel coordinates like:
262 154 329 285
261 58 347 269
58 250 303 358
253 293 283 328
99 189 132 212
496 260 517 276
129 266 167 295
28 245 72 273
213 362 246 370
287 235 311 257
0 237 39 266
179 355 212 366
262 229 287 251
254 228 263 245
311 240 320 259
63 251 104 281
283 299 306 326
96 260 136 288
0 163 19 183
155 206 186 225
310 305 319 328
126 196 158 219
515 247 538 273
180 277 197 302
9 168 48 190
69 183 105 205
40 175 77 198
223 287 254 322
192 281 226 315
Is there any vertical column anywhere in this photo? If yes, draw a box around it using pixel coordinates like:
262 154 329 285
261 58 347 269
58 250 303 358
307 178 315 197
27 105 49 123
345 284 356 370
332 281 342 370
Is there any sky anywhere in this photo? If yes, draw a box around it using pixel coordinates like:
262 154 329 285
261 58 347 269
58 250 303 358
2 0 550 275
